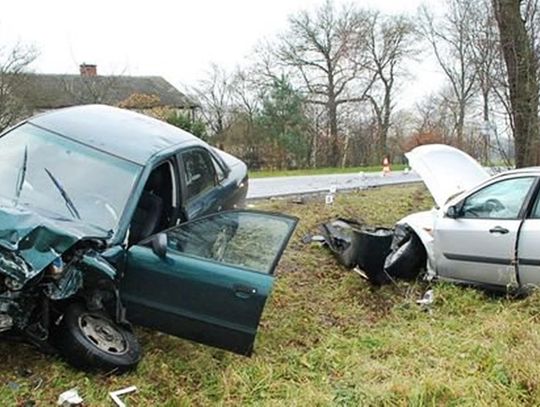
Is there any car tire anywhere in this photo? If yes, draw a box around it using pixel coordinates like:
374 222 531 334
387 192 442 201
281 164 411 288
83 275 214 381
384 227 426 280
54 303 141 373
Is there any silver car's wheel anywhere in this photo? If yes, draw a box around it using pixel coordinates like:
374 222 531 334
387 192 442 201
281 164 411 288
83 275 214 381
78 314 128 355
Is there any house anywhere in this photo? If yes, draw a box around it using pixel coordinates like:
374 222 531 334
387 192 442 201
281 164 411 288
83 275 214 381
18 64 198 119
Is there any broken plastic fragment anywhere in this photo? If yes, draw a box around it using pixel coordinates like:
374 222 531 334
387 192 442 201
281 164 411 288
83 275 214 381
301 233 325 244
353 266 368 280
109 386 137 407
416 289 434 306
57 388 83 406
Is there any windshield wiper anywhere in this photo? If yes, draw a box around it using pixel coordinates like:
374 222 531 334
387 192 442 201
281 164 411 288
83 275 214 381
44 168 81 220
14 146 28 204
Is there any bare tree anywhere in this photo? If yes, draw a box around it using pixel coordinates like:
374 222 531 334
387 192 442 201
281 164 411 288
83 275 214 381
0 42 37 131
465 0 504 162
420 0 477 147
364 13 418 159
230 68 261 121
228 68 263 159
469 0 500 124
493 0 540 166
274 0 375 166
413 91 456 143
523 0 540 73
192 64 234 137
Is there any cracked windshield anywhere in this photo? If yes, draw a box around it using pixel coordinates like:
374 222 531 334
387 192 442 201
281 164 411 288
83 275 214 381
0 123 141 231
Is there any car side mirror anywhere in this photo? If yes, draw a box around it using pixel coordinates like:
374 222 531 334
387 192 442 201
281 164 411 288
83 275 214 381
151 233 168 258
446 205 460 219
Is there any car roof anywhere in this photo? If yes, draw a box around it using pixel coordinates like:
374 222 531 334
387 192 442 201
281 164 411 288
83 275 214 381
28 104 203 165
492 166 540 179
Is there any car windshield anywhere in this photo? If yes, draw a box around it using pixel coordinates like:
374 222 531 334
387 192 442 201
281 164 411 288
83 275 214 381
0 123 142 232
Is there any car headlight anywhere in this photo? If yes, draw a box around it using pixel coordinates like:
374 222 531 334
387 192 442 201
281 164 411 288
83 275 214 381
47 257 65 279
4 277 24 291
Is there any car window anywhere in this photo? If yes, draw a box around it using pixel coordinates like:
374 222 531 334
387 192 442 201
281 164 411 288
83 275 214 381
461 177 535 219
211 155 226 182
529 186 540 219
164 211 296 274
181 149 216 201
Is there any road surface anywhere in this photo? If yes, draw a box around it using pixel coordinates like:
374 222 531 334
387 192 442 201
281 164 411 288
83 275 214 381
247 170 421 199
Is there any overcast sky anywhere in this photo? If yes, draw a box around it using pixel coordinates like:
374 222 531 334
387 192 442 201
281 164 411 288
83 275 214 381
1 0 442 107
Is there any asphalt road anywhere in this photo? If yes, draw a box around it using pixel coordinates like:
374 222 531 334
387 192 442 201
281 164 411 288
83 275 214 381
247 170 421 199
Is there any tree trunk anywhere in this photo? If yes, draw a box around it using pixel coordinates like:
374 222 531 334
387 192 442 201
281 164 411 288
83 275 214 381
456 101 466 149
482 87 490 163
493 0 540 167
328 100 340 167
341 135 350 168
380 88 392 159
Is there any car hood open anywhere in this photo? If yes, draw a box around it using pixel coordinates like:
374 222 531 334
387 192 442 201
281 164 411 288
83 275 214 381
405 144 489 207
0 204 110 284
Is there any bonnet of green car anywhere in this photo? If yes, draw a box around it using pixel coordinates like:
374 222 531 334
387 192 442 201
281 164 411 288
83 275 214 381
0 203 113 286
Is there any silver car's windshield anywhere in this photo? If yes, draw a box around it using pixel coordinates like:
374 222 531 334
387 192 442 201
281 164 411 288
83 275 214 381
0 123 142 231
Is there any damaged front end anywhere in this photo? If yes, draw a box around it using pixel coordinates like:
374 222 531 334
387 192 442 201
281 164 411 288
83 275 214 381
0 205 118 348
319 219 426 285
0 243 118 346
384 223 427 281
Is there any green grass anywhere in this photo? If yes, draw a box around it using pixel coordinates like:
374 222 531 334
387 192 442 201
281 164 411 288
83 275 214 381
249 164 407 178
2 185 540 405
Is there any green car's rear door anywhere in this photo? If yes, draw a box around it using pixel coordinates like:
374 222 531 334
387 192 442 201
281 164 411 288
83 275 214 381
120 210 297 355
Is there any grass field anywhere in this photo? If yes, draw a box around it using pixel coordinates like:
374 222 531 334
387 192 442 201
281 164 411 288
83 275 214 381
2 184 540 405
249 164 407 178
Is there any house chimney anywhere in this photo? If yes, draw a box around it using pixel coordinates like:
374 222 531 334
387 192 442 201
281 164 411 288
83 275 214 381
80 63 97 77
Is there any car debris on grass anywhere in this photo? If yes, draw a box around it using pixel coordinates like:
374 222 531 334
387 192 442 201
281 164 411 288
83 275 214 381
317 218 422 286
109 385 137 407
56 388 83 406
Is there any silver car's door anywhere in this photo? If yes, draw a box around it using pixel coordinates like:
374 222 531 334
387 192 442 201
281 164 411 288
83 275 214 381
517 186 540 288
434 176 536 288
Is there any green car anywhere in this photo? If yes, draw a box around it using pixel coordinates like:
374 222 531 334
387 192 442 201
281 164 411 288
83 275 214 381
0 105 297 372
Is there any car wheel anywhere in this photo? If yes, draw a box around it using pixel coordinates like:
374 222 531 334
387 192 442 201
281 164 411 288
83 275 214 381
384 226 426 280
55 303 141 373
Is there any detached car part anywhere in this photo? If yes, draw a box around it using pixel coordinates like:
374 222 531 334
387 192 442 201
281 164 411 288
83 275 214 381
319 219 395 285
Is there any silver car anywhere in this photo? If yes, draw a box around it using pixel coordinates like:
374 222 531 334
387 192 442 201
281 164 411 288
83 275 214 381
398 144 540 291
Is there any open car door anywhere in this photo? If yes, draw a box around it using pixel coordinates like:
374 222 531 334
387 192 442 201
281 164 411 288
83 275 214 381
120 210 297 355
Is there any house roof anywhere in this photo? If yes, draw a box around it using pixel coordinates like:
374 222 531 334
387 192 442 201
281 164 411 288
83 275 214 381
28 104 204 165
19 74 197 110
